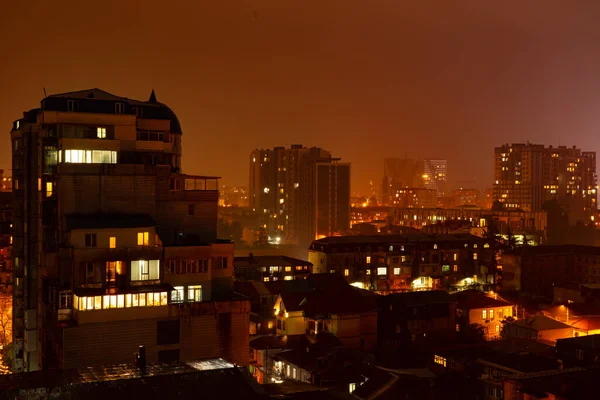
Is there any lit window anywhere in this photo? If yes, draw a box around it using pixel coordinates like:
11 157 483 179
94 296 102 310
434 355 447 367
495 325 500 333
268 321 274 329
344 269 349 276
453 265 458 272
63 149 117 164
172 286 184 303
377 267 387 276
109 237 116 249
285 266 291 272
349 383 356 393
139 293 147 306
489 309 494 319
442 265 450 272
366 269 371 275
483 310 487 320
264 277 269 282
473 253 478 260
132 294 140 307
105 261 122 282
125 294 131 307
366 256 371 264
38 178 41 191
110 295 117 308
389 245 393 251
97 127 107 139
394 267 400 275
453 253 458 261
117 295 125 308
46 182 53 197
433 244 438 250
131 260 160 281
160 292 168 305
137 232 149 246
188 285 202 302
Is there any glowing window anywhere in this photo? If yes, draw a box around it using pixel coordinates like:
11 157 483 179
94 296 102 310
137 232 149 246
473 253 478 260
453 265 458 272
366 256 371 264
188 285 202 302
284 276 293 280
109 237 116 249
394 267 400 275
97 127 106 139
489 309 494 319
366 269 371 275
117 295 125 308
482 310 487 319
160 292 168 305
125 294 132 307
147 293 155 306
172 286 184 303
103 295 110 309
377 267 387 276
46 182 53 197
285 266 292 272
132 294 140 307
139 293 146 307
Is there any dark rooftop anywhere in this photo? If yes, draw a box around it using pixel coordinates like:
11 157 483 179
234 255 313 267
556 333 600 349
310 233 488 248
450 289 513 310
515 245 600 256
41 88 183 134
506 367 600 399
510 315 572 331
66 212 157 230
0 358 267 400
383 290 452 306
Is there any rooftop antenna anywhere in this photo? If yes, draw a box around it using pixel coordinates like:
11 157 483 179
43 87 47 98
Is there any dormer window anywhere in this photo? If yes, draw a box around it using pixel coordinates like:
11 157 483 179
97 127 106 139
115 102 125 114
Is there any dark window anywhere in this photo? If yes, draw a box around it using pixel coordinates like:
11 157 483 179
170 179 181 191
115 102 125 114
188 204 195 216
85 233 97 247
67 100 79 112
158 349 180 364
157 320 180 345
222 257 228 269
85 262 95 283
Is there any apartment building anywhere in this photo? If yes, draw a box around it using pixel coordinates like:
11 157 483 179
11 89 249 371
493 143 596 222
249 145 350 247
308 234 495 293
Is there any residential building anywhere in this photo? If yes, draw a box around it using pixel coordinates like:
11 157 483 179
493 143 596 222
415 159 447 196
451 290 514 340
0 358 267 400
503 367 600 400
504 315 574 343
249 145 350 247
381 157 416 205
377 291 456 348
11 89 250 371
556 334 600 367
234 280 278 335
234 254 312 282
501 245 600 298
271 274 378 350
432 343 559 400
308 234 495 293
0 170 12 192
392 187 437 208
452 188 481 207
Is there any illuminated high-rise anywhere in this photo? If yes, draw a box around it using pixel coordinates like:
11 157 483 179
493 143 596 221
415 159 448 196
249 145 350 246
11 89 249 371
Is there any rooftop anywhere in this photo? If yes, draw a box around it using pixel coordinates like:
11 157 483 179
40 88 183 134
311 233 487 247
510 315 572 331
234 255 313 267
556 333 600 349
0 358 267 399
450 289 513 310
383 290 452 306
516 245 600 256
506 367 600 399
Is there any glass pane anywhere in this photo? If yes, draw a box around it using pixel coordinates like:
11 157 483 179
103 295 110 309
110 295 117 308
117 295 124 308
154 293 160 306
147 293 154 306
86 297 93 310
132 294 139 307
95 296 102 310
139 293 146 307
160 292 168 305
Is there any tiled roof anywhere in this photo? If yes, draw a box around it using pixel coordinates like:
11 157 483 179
450 289 512 310
66 212 156 230
510 315 572 331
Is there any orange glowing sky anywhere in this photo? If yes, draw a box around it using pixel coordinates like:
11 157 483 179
2 1 600 194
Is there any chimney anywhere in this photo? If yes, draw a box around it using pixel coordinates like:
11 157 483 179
136 345 147 372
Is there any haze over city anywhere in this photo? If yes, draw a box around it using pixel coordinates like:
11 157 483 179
4 1 600 193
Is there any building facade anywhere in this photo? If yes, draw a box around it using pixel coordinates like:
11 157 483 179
392 188 437 208
11 89 249 372
308 234 495 293
493 143 596 221
249 145 350 247
381 158 416 205
415 159 447 196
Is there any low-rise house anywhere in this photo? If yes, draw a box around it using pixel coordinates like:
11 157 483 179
504 315 574 343
234 254 312 282
272 274 379 349
235 280 278 335
451 290 514 340
378 290 456 349
556 334 600 368
431 343 559 400
503 367 600 400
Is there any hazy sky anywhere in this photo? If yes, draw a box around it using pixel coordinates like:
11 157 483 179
2 0 600 194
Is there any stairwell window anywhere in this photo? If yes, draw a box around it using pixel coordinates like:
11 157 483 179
138 232 149 246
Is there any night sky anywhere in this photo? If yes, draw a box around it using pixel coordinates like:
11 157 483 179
2 1 600 194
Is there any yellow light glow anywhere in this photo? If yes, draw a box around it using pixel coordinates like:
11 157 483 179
285 312 289 318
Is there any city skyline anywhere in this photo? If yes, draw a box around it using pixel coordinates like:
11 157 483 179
5 2 600 194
